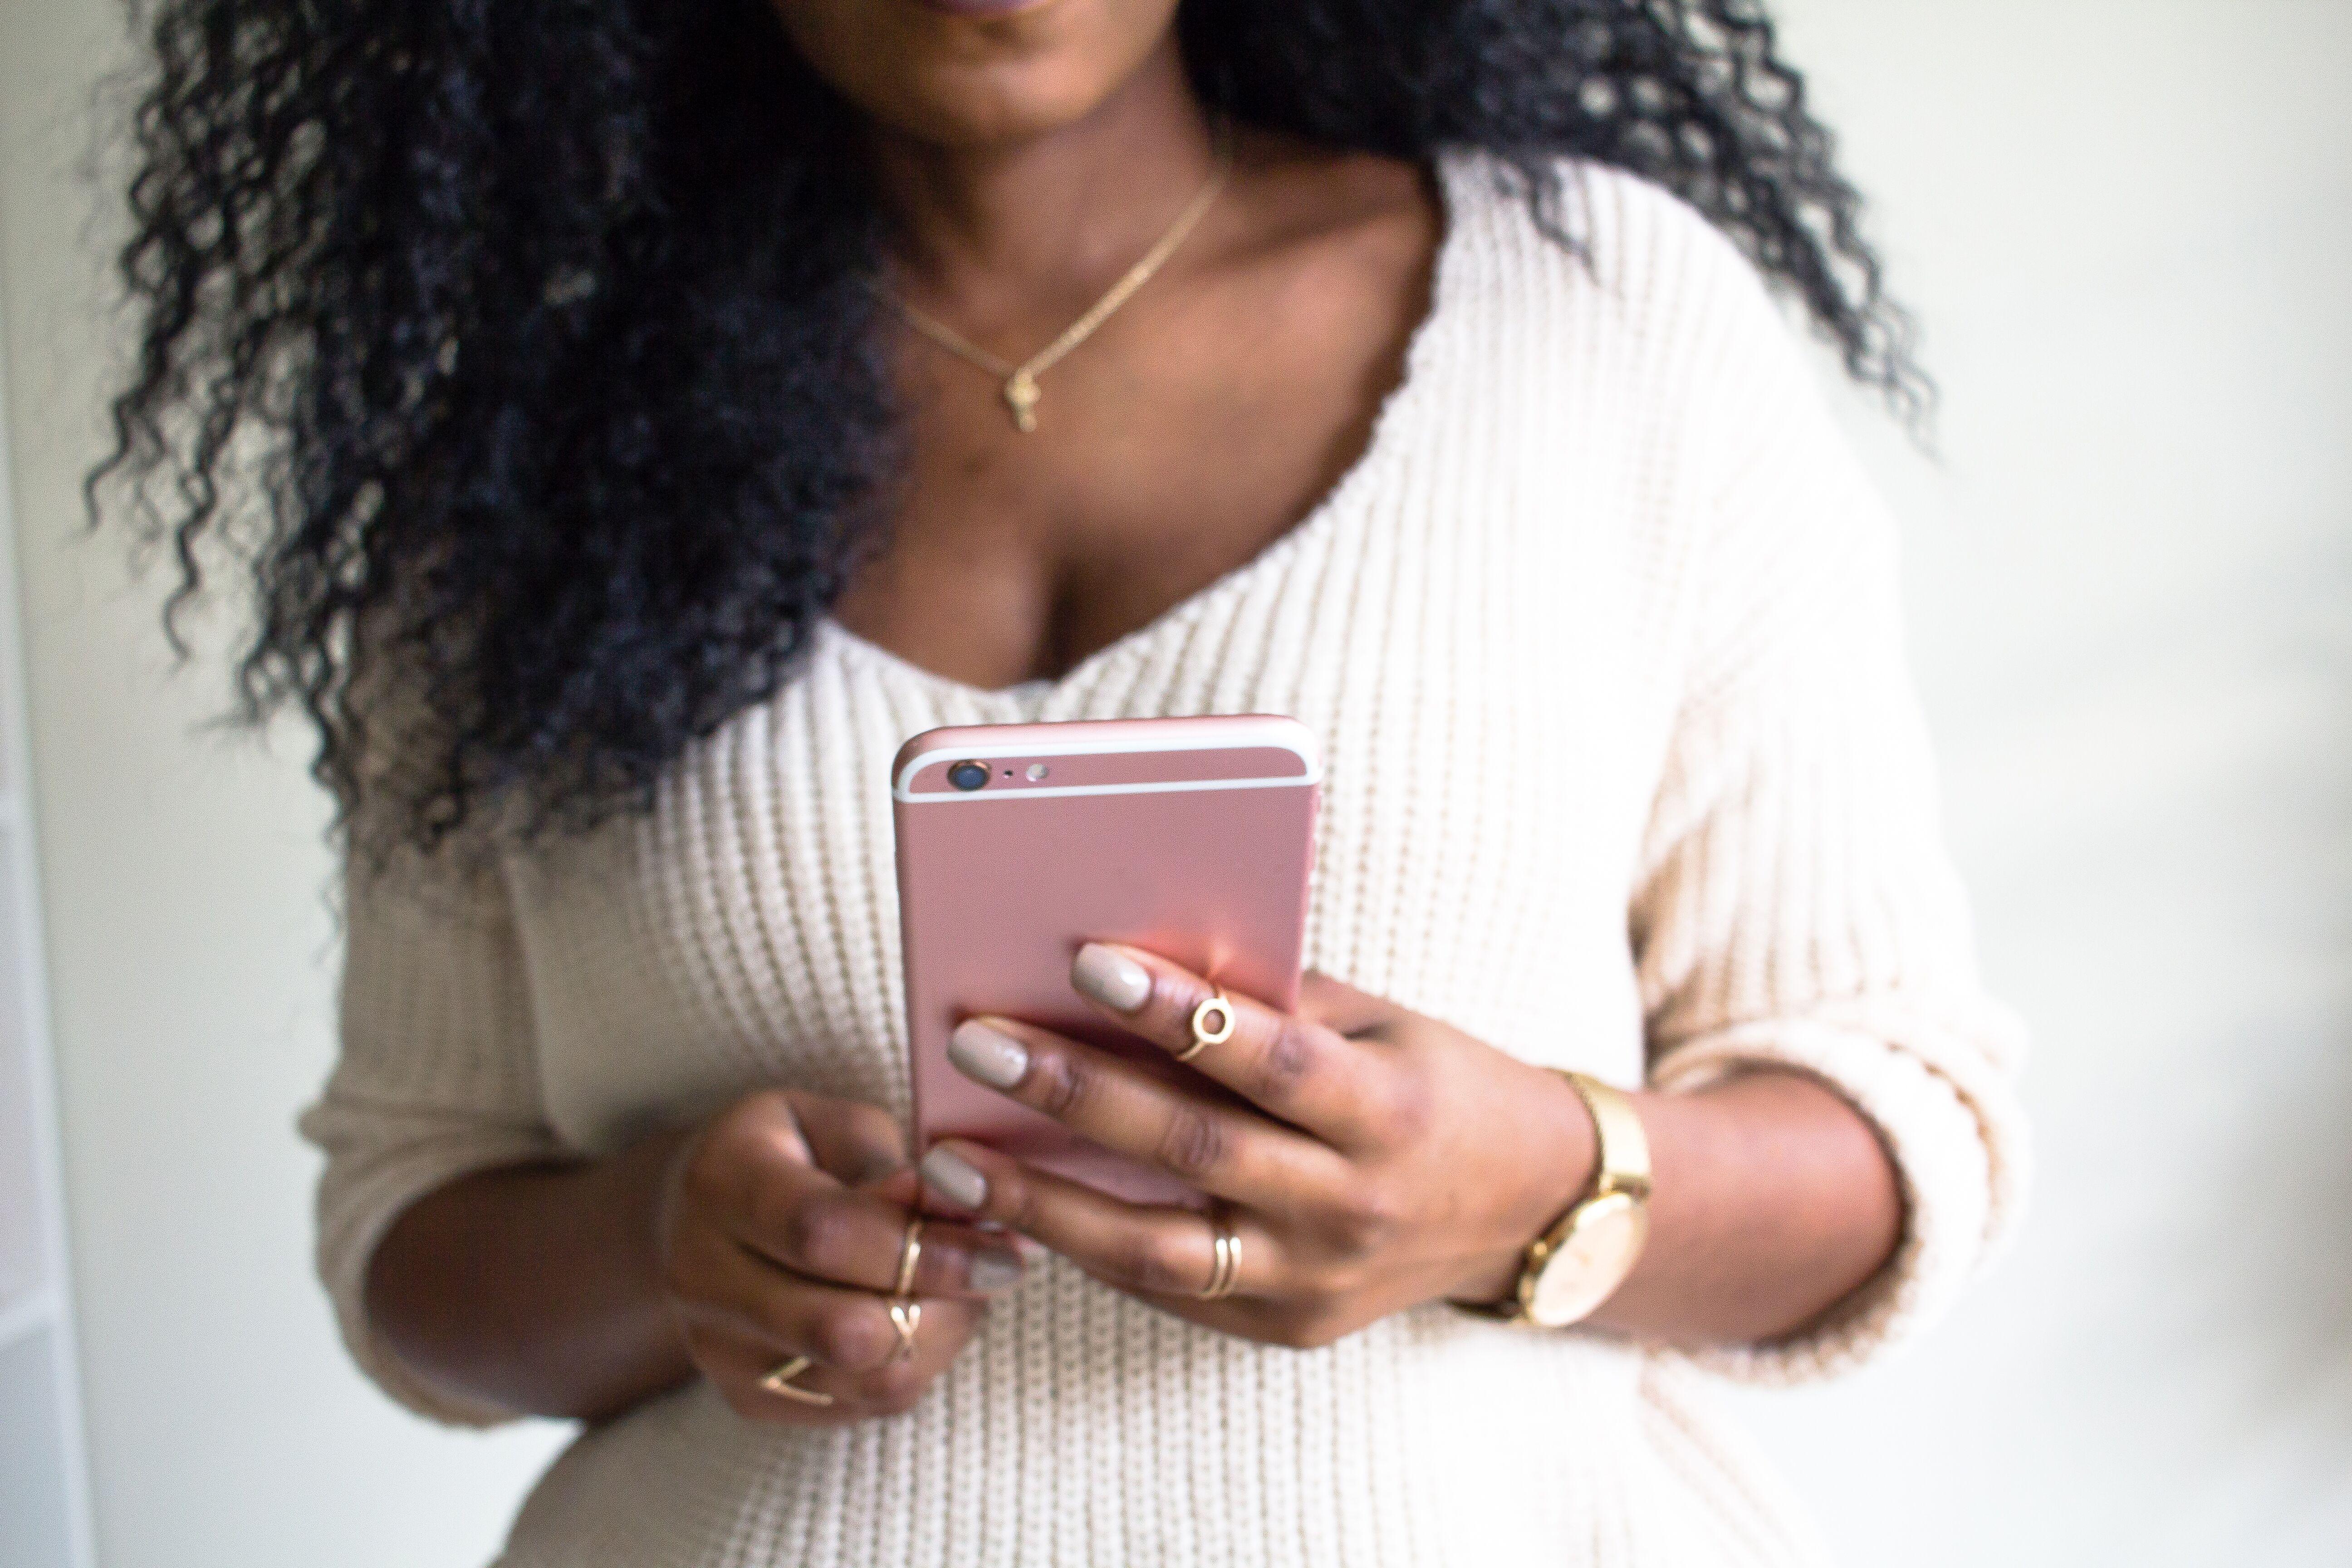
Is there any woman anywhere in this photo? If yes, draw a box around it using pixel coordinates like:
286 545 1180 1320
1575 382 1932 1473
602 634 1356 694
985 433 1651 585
104 1 2026 1563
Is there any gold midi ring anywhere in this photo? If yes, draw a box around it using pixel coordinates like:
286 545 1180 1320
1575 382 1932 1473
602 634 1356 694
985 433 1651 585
1176 990 1236 1064
757 1355 836 1406
887 1298 923 1364
883 1215 925 1363
892 1215 925 1299
1196 1211 1243 1301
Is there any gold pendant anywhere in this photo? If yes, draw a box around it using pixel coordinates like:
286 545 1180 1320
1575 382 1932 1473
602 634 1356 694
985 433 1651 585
1003 369 1040 434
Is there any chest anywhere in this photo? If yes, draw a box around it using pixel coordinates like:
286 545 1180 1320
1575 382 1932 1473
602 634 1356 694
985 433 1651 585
833 198 1435 694
501 420 1688 1156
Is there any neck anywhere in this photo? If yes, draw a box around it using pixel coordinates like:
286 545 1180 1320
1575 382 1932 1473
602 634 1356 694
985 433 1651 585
865 40 1221 329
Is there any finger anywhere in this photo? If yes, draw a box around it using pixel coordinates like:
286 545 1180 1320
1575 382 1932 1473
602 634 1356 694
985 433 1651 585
918 1139 1276 1303
723 1160 1029 1298
787 1092 911 1187
697 1260 989 1378
694 1298 984 1424
946 1015 1347 1205
693 1325 866 1424
1294 970 1401 1036
1065 944 1385 1148
683 1243 911 1373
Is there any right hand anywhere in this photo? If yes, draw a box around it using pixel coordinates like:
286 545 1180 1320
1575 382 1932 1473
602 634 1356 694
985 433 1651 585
655 1088 1026 1423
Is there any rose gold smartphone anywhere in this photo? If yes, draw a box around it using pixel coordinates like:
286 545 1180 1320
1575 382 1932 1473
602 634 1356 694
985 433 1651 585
893 715 1321 1209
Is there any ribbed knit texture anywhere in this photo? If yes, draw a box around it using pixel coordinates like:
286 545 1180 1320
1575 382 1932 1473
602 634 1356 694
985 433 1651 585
301 156 2028 1568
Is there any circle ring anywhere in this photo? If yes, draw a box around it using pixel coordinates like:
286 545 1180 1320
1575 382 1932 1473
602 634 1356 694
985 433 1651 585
1175 990 1235 1064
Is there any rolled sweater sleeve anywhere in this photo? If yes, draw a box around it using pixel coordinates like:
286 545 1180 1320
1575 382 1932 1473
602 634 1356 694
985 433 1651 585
1630 268 2030 1384
297 843 564 1426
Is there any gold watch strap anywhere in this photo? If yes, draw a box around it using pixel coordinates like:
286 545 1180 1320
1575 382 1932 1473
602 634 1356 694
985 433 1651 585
1451 1069 1653 1324
1558 1071 1652 1202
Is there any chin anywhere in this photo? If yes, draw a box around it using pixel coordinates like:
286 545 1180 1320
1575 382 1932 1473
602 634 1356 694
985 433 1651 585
773 0 1177 150
886 64 1124 149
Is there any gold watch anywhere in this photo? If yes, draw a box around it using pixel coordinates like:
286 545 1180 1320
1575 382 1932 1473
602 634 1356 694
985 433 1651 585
1469 1070 1653 1329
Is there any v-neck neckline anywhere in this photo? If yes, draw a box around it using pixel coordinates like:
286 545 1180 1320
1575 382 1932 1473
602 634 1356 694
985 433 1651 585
820 151 1476 715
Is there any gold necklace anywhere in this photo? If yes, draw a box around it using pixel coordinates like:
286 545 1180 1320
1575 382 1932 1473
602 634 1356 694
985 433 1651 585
877 123 1235 434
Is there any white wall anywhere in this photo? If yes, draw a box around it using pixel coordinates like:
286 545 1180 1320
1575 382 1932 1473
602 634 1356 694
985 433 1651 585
0 5 566 1566
1 1 2346 1564
1739 5 2352 1563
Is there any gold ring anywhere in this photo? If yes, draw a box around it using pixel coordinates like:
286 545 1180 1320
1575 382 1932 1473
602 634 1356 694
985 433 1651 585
1176 990 1235 1064
757 1355 835 1406
1196 1211 1242 1300
892 1215 925 1298
882 1214 925 1363
887 1298 923 1364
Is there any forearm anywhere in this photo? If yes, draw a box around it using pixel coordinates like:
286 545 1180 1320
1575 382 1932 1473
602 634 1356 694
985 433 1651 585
1588 1070 1903 1345
365 1127 696 1422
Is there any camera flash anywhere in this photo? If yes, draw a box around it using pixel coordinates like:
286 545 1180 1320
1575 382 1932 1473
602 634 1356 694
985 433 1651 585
1025 763 1049 781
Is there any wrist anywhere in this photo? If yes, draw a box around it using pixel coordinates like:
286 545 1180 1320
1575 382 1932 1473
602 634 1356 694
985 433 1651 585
1452 1070 1653 1328
617 1123 704 1310
1446 1065 1602 1306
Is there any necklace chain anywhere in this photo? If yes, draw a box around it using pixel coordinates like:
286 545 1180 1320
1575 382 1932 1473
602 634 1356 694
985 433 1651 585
877 122 1236 433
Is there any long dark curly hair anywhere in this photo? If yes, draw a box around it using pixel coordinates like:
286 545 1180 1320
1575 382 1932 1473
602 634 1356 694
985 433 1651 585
97 0 1921 854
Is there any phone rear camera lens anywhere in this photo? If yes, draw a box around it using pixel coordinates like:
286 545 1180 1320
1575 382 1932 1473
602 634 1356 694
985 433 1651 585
947 760 990 792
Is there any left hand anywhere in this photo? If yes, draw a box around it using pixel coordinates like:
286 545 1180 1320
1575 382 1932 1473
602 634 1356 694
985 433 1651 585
916 944 1599 1348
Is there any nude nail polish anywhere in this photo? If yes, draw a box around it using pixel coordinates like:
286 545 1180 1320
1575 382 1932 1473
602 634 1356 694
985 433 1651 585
968 1250 1025 1293
947 1019 1028 1089
921 1146 989 1210
1072 943 1152 1012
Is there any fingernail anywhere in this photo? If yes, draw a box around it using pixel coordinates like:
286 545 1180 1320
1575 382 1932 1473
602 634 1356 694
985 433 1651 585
920 1146 989 1209
947 1020 1029 1089
1072 944 1152 1013
969 1250 1025 1293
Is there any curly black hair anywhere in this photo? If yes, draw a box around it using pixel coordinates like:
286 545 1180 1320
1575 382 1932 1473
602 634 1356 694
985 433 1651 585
97 0 1922 854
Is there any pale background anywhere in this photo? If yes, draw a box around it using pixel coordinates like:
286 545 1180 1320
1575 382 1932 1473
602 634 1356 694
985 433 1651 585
2 0 2348 1563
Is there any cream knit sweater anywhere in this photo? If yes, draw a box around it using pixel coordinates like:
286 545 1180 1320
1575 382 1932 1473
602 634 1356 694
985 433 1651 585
303 154 2028 1568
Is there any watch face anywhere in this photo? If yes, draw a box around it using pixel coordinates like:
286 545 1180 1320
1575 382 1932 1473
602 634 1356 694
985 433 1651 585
1525 1192 1648 1328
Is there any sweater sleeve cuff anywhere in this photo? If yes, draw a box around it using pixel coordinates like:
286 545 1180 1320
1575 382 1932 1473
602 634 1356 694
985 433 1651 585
300 1098 565 1428
1646 1002 2030 1385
